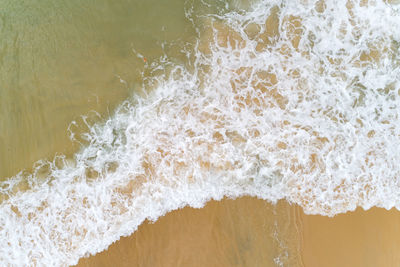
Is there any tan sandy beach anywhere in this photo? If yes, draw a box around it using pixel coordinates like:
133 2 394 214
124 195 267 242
2 1 400 265
76 197 302 267
76 197 400 267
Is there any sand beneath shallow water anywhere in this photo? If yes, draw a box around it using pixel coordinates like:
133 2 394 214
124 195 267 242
301 206 400 267
76 197 400 267
2 1 400 265
76 197 303 267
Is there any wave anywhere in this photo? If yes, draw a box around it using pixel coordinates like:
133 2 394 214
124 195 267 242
1 0 400 265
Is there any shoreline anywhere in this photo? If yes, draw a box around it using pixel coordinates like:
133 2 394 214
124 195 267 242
76 197 400 267
76 197 302 267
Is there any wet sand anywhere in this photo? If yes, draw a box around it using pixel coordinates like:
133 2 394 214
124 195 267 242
77 197 303 267
76 197 400 267
3 1 399 265
302 206 400 267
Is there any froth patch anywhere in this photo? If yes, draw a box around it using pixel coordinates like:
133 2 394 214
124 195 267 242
0 0 400 265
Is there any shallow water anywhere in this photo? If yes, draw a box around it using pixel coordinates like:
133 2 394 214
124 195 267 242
77 198 303 267
78 197 400 267
0 0 196 178
1 0 400 266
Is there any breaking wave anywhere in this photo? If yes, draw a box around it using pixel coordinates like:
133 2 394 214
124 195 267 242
1 0 400 265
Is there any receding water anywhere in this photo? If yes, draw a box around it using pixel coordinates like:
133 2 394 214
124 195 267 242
1 0 400 266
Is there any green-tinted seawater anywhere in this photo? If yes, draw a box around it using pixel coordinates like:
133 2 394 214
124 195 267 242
0 0 198 178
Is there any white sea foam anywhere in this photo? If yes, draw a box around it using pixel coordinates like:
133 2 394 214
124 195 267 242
1 0 400 265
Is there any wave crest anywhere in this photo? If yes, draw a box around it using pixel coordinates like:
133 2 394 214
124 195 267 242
1 0 400 265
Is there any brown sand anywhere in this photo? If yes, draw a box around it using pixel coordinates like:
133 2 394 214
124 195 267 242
75 5 400 266
6 2 395 266
77 197 303 267
76 197 400 267
301 206 400 267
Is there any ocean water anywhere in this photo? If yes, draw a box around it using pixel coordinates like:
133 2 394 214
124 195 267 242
0 0 197 178
1 0 400 265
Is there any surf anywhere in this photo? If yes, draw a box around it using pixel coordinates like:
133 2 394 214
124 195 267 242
0 0 399 265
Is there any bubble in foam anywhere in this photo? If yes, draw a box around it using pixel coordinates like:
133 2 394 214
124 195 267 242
0 0 400 265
